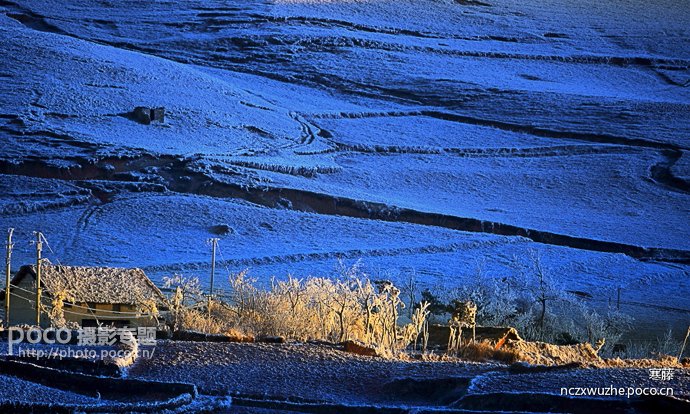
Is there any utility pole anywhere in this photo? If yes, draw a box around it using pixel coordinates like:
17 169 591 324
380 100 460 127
208 238 219 317
35 232 43 327
5 228 13 328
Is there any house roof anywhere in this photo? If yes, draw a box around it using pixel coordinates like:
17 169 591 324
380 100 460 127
10 260 167 305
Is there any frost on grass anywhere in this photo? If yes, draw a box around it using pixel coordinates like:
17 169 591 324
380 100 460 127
156 254 686 364
163 263 430 356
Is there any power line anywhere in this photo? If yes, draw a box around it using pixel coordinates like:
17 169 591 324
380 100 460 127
39 233 62 267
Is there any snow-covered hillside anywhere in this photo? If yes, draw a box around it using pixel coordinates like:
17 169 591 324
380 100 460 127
0 0 688 338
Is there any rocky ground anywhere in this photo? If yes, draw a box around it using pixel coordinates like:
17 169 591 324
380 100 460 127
0 0 688 341
0 339 687 412
128 341 690 412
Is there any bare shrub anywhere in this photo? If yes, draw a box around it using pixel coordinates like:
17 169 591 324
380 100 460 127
400 270 418 320
509 251 570 341
657 328 683 357
565 304 633 356
181 308 223 334
455 263 523 328
447 300 478 354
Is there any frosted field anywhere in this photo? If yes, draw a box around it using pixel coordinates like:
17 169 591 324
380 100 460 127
0 0 689 339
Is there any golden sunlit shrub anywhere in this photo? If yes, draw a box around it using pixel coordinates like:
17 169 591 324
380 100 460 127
161 268 418 355
218 264 428 356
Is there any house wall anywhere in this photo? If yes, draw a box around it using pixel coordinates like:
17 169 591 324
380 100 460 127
62 302 158 328
7 276 158 328
8 275 52 328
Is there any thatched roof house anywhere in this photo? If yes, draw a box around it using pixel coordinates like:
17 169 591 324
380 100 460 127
3 261 167 328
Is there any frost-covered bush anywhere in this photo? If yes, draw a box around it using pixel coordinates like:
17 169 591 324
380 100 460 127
453 271 523 328
656 329 684 358
611 328 688 360
423 251 635 351
220 263 426 356
163 275 222 333
564 303 633 355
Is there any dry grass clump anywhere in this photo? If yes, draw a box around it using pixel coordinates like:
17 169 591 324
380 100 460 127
501 340 604 367
164 275 223 334
180 308 224 334
497 340 685 368
449 337 688 368
456 340 521 364
451 339 688 368
418 352 460 362
604 354 684 368
225 328 254 343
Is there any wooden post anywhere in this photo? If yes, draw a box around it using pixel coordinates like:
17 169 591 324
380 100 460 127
208 238 219 317
5 228 13 328
35 232 43 327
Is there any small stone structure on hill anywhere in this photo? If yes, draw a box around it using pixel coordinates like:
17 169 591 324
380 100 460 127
133 106 165 124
